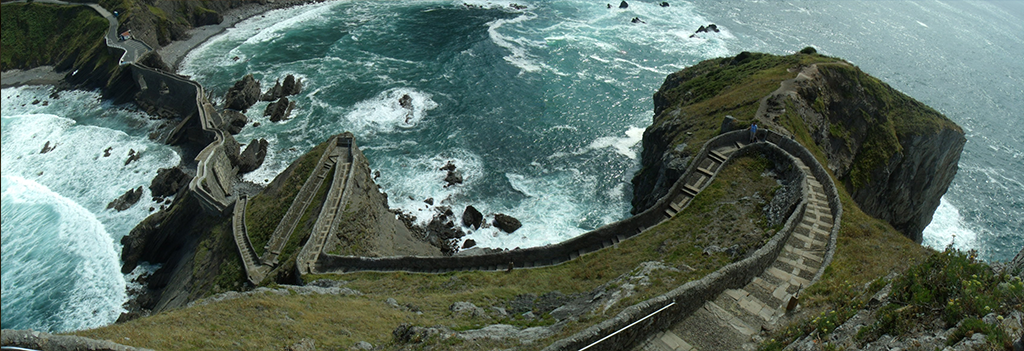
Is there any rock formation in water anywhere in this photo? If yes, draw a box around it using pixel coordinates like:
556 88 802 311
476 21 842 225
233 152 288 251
260 74 303 101
149 167 191 198
224 74 260 112
108 186 144 211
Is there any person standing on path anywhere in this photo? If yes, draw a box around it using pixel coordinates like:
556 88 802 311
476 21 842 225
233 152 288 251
750 122 758 142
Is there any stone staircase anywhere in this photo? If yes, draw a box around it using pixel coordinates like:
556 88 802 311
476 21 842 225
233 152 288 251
297 144 353 275
636 156 835 351
232 196 270 284
231 134 355 284
260 143 340 266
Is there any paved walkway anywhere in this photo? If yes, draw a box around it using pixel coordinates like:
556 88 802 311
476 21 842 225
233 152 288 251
635 145 834 351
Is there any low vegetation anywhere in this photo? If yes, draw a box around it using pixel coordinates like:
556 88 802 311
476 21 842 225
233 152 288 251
1 2 108 71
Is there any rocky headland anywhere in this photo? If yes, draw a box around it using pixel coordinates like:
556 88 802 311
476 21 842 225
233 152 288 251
633 50 965 244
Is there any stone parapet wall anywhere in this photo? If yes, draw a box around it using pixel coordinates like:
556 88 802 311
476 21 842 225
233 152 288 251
312 130 791 276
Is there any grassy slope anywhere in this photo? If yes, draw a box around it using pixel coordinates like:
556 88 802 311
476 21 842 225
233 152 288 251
1 2 108 71
75 155 782 350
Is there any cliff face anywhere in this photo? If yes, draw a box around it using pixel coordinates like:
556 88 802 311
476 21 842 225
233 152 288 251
633 52 965 243
789 63 965 242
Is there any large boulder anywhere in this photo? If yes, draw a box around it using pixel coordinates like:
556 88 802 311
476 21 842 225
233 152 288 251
238 139 269 173
221 109 248 134
265 97 294 122
282 74 302 96
108 186 143 211
223 74 261 112
261 74 303 101
462 205 483 229
493 213 522 233
149 167 191 198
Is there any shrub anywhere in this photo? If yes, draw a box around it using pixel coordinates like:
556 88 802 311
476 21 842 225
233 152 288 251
800 46 817 55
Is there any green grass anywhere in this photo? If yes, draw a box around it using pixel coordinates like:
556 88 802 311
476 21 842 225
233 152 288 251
246 141 331 257
1 2 108 71
76 154 784 351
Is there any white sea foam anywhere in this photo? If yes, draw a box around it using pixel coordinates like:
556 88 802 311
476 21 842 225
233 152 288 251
922 197 979 253
340 87 439 135
1 176 127 332
459 171 591 249
588 126 645 159
487 12 546 73
2 87 179 332
375 149 485 227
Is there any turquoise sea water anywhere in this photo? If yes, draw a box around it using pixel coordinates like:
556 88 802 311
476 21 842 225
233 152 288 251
2 0 1021 333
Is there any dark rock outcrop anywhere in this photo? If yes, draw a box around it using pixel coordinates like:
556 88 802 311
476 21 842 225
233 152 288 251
462 205 483 229
440 161 463 187
40 141 56 154
125 148 142 165
689 24 720 38
493 213 522 233
660 2 670 7
108 186 144 211
149 167 191 198
224 74 260 112
237 138 269 173
420 207 466 255
265 96 294 122
221 109 248 134
260 74 303 101
619 1 628 9
281 74 302 96
138 51 171 73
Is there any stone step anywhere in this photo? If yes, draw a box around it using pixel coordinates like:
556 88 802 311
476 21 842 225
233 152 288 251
709 150 727 163
674 303 749 351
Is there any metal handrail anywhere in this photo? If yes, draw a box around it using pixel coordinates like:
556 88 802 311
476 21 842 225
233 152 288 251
578 301 677 351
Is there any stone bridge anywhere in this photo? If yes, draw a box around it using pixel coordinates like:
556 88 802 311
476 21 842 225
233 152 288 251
125 64 236 214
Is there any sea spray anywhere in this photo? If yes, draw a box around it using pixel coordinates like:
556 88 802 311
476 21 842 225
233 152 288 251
1 87 180 332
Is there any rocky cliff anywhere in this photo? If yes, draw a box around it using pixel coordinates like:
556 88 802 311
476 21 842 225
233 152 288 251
633 51 965 243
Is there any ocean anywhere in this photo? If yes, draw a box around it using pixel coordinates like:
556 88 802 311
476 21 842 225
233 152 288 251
2 0 1021 333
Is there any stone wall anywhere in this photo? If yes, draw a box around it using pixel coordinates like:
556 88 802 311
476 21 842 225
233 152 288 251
313 130 789 276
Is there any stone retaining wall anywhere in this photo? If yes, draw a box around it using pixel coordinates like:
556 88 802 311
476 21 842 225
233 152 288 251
312 130 791 276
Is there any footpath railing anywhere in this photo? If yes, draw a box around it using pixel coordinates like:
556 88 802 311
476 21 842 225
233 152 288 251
312 130 776 274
